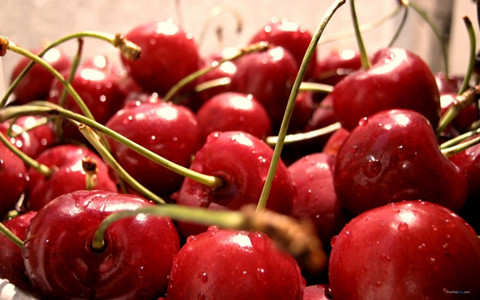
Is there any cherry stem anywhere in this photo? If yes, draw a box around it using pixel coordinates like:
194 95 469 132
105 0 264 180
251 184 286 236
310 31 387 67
0 31 140 108
0 222 23 249
408 1 450 77
441 134 480 157
266 122 341 146
388 1 409 47
436 84 480 137
81 156 98 190
256 0 346 212
90 204 326 273
197 4 243 49
77 123 166 204
458 16 476 95
0 130 54 177
440 125 480 150
350 0 371 69
319 3 403 45
298 81 334 94
163 41 270 102
0 102 223 189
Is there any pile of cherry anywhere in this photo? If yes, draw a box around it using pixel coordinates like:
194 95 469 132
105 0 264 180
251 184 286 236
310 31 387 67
1 2 480 299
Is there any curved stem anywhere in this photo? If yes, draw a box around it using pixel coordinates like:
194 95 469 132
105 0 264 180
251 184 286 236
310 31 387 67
0 222 23 249
299 81 334 94
388 2 409 47
458 17 476 95
440 126 480 149
256 0 346 212
265 122 341 146
197 4 243 49
0 102 223 189
441 134 480 157
350 0 371 69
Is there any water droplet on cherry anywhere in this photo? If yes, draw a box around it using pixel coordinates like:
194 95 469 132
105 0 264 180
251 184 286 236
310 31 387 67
198 272 208 283
398 222 408 231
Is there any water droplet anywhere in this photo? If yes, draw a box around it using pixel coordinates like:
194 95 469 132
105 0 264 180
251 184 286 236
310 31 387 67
375 281 381 287
398 222 408 232
198 272 208 283
431 224 438 232
392 207 400 214
418 243 426 250
430 257 436 263
330 236 338 247
363 157 382 178
380 253 391 262
358 117 368 126
197 293 206 300
256 268 266 282
150 135 156 141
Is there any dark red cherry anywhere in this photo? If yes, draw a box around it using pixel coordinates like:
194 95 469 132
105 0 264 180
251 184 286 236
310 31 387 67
26 144 118 211
322 127 350 157
23 190 180 299
165 226 305 300
120 20 201 96
249 17 317 80
328 48 441 131
435 72 465 94
313 49 361 86
10 47 71 104
328 200 480 300
333 109 467 215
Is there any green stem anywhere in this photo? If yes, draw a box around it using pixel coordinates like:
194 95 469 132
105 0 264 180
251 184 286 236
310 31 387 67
350 0 371 69
78 123 166 204
458 16 476 95
265 122 341 146
0 102 223 189
0 222 23 249
440 126 480 149
256 0 346 212
441 134 480 157
388 1 409 47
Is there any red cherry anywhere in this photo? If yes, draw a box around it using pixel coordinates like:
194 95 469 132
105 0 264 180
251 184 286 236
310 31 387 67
10 47 71 104
229 45 298 130
120 20 201 96
435 72 465 94
0 211 36 293
288 152 349 248
321 127 350 157
26 144 118 211
106 100 201 196
249 17 317 80
165 226 305 300
313 49 361 86
0 115 55 158
0 141 28 218
23 190 180 299
333 109 467 215
195 92 272 143
173 131 295 237
328 200 480 300
303 284 331 300
328 48 441 131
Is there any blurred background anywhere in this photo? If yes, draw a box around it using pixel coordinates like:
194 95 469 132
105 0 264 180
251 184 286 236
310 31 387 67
0 0 476 94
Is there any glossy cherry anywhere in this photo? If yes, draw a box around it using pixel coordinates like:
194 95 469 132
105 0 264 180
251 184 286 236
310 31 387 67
303 284 331 300
106 99 200 197
328 200 480 300
0 211 37 294
248 17 317 80
22 189 180 299
165 226 305 300
333 109 467 215
313 49 361 87
26 144 118 211
173 131 295 237
195 92 272 143
328 48 441 131
9 47 71 104
120 20 201 96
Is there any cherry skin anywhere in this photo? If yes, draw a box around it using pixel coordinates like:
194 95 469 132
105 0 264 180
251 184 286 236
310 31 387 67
0 141 28 218
321 127 350 157
120 19 201 96
26 144 118 211
328 47 441 131
105 99 201 197
328 200 480 300
173 131 295 237
333 109 467 215
0 115 55 158
165 226 305 300
195 92 272 143
10 47 71 105
435 72 465 94
313 49 361 87
229 45 298 131
303 284 332 300
288 152 349 249
22 189 180 300
0 211 37 294
248 17 317 80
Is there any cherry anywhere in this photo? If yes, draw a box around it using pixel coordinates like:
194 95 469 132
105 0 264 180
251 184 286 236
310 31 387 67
435 72 465 94
105 99 201 197
333 109 468 215
328 48 441 131
120 20 201 96
9 47 71 105
165 226 305 300
321 127 350 157
328 200 480 300
313 49 361 87
0 211 36 294
173 131 295 237
0 141 28 218
0 115 55 158
22 189 180 299
195 92 272 143
248 17 317 80
303 284 331 300
26 144 118 211
440 92 479 133
229 45 299 131
289 152 349 250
